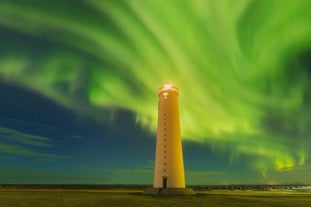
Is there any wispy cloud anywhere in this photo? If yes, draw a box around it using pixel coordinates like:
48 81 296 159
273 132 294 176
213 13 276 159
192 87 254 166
0 143 67 159
3 118 55 130
0 127 68 159
0 127 52 147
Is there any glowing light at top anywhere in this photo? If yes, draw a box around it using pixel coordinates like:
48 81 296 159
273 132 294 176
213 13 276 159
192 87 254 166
164 83 172 90
158 82 179 96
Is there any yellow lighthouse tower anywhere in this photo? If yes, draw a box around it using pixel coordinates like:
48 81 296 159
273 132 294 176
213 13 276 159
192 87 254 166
144 83 195 195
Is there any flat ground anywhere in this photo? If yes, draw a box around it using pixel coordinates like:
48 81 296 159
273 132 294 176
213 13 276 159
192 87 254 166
0 189 310 207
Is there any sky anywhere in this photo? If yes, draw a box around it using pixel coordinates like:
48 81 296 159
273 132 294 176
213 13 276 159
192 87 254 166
0 0 311 185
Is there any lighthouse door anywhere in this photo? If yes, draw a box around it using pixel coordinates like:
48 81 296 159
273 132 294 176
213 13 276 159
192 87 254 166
163 177 167 188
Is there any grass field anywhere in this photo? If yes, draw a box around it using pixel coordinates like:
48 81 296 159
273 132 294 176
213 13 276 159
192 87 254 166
0 189 310 207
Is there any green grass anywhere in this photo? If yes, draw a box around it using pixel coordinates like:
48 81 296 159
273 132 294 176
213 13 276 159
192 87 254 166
0 190 310 207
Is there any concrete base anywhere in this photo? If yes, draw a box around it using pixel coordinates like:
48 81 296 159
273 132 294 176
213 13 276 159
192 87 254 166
143 188 196 196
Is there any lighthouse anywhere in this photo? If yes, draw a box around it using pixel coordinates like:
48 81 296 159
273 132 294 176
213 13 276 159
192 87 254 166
143 83 195 195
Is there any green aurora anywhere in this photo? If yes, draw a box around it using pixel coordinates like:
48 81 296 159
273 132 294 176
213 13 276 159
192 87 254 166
0 0 311 179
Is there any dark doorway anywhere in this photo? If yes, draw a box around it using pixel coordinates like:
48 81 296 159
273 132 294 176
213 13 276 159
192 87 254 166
163 177 167 188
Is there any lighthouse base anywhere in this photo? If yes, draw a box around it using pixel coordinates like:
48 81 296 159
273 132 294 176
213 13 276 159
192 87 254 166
143 188 196 196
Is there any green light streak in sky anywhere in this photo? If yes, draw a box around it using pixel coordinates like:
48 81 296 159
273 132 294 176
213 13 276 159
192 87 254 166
0 0 311 176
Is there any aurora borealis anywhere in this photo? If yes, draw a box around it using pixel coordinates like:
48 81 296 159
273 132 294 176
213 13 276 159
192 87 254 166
0 0 311 184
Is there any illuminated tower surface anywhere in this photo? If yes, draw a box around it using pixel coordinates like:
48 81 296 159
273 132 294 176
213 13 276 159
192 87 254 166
143 83 195 195
154 83 185 188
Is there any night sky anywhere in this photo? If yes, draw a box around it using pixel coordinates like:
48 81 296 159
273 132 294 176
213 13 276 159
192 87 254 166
0 0 311 185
